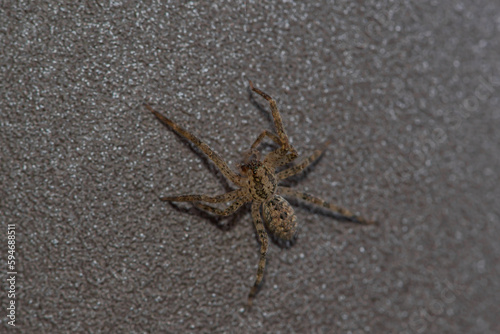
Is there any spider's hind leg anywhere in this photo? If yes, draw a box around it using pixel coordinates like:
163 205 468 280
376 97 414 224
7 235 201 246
160 189 243 203
162 189 250 217
277 186 376 225
194 197 248 216
277 140 332 180
248 202 269 306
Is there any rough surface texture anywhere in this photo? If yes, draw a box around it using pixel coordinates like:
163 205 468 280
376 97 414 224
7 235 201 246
1 1 499 333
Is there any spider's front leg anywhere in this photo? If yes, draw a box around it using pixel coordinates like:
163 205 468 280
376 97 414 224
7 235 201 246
249 81 292 148
242 130 281 164
248 202 269 306
248 81 298 167
145 104 245 187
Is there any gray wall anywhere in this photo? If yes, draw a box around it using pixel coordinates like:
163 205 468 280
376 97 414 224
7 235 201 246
1 1 499 333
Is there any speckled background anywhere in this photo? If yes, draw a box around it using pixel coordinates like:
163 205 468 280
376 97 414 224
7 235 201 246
1 1 499 333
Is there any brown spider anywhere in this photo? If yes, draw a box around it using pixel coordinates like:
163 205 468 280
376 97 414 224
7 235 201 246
145 81 375 306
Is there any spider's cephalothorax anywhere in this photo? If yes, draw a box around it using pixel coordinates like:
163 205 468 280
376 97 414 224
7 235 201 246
241 160 277 202
145 80 376 306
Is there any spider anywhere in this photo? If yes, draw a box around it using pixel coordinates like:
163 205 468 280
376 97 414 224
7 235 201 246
145 81 375 306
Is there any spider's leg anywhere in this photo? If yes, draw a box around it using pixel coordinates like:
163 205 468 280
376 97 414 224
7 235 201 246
145 104 245 186
249 131 298 168
248 202 268 306
194 196 249 216
242 130 282 163
161 188 245 203
249 81 298 157
263 147 298 168
249 130 282 151
277 140 331 181
277 186 376 225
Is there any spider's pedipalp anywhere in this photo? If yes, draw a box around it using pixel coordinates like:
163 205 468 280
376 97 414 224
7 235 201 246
145 104 245 187
248 202 269 306
277 186 376 225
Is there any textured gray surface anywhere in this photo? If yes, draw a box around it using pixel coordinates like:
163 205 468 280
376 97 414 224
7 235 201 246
1 1 500 333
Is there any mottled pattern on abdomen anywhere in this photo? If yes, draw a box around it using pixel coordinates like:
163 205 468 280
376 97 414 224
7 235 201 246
263 195 297 240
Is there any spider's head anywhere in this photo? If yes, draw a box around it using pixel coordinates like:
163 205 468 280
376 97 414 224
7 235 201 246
240 160 262 175
241 160 278 202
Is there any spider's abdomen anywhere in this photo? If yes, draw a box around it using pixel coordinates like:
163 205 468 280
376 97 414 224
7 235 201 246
263 195 297 241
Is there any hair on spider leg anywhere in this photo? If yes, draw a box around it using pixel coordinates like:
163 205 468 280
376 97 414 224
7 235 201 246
147 105 235 193
283 195 377 227
181 140 234 192
278 142 332 188
247 81 274 125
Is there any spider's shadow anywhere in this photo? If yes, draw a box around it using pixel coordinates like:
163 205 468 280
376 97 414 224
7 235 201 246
167 201 250 232
285 197 367 226
266 231 299 249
